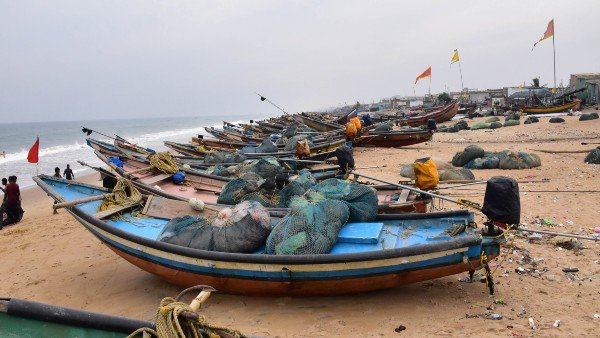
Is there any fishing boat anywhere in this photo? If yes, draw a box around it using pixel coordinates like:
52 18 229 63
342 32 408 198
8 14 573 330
0 297 151 337
521 99 581 114
353 129 433 148
35 175 503 296
402 102 459 127
192 135 346 155
165 140 338 162
298 114 345 132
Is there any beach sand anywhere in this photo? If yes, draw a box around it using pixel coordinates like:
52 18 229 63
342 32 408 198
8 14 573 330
1 113 599 337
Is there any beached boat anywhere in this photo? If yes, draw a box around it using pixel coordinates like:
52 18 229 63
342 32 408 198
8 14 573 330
35 175 502 296
192 135 346 155
165 140 337 162
0 297 151 337
298 114 345 132
353 129 433 148
521 99 581 114
402 102 459 127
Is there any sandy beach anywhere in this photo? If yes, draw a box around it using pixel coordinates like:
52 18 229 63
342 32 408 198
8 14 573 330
1 113 599 337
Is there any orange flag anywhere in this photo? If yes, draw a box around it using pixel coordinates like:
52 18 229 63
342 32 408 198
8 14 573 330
27 137 39 163
532 19 554 50
415 66 431 84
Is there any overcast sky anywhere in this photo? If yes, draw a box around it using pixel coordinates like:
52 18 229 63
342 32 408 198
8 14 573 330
1 0 598 123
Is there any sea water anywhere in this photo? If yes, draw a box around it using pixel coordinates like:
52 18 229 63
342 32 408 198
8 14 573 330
0 113 274 188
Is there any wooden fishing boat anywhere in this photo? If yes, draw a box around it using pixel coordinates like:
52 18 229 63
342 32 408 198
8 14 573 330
35 175 503 296
0 297 151 337
353 129 433 148
521 99 581 114
402 102 459 127
298 114 344 132
192 135 346 155
165 141 338 162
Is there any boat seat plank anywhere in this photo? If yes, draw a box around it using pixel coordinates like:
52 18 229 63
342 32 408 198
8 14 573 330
94 204 136 219
337 222 384 244
142 196 213 220
397 189 410 203
141 174 171 185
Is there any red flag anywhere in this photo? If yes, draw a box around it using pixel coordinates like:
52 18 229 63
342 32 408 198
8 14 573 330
27 137 39 163
415 66 432 84
532 19 554 50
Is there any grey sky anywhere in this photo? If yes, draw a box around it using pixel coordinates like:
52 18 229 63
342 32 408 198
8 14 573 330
1 0 598 123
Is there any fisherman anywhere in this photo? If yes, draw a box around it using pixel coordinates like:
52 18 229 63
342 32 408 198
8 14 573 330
63 164 75 180
53 167 61 178
3 176 21 223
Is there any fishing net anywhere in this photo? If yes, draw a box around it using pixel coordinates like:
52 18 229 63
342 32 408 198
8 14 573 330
374 122 392 132
204 151 247 164
579 112 599 121
584 147 600 164
549 117 565 123
158 201 271 253
148 152 179 174
464 156 500 169
97 179 142 212
400 164 415 178
489 121 503 129
498 151 540 170
284 135 314 152
265 197 350 255
306 178 378 222
524 116 539 124
470 122 491 130
256 139 278 153
439 168 475 181
451 145 485 167
503 120 520 127
485 116 500 123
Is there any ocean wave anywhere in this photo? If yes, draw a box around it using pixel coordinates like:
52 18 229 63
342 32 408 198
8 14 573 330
0 141 87 165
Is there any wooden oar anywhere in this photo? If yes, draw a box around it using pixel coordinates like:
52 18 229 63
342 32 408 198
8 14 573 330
581 142 600 145
519 228 599 241
53 194 111 209
351 171 482 210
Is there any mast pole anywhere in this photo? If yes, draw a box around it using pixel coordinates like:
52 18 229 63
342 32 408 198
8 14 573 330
458 60 464 90
552 31 557 91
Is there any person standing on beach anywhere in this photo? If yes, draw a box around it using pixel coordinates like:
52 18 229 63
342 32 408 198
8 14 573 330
3 176 21 222
63 164 74 180
0 178 6 194
53 167 61 178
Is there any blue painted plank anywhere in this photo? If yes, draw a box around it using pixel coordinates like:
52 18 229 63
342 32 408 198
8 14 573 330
337 222 384 244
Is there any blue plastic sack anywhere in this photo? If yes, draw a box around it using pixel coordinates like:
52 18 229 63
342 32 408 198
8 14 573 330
172 171 186 184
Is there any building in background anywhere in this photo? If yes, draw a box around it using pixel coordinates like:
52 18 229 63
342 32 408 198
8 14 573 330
569 73 600 105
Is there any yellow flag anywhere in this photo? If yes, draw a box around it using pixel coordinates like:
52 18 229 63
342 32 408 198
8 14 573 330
451 49 459 64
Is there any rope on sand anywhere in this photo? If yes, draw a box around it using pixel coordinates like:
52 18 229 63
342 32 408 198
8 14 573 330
127 286 246 338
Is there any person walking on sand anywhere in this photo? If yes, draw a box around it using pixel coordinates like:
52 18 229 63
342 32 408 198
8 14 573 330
53 167 61 178
63 164 75 180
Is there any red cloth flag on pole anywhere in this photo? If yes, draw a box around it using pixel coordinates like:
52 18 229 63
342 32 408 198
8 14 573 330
532 19 554 50
415 66 432 84
27 137 39 163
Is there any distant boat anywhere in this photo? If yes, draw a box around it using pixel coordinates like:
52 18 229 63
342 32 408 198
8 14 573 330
34 175 503 296
402 102 459 127
522 99 581 114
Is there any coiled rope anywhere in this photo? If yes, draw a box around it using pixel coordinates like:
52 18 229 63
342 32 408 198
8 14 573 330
97 179 142 212
127 286 245 338
149 152 180 174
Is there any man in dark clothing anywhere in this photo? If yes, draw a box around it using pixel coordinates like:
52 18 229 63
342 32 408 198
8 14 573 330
53 167 61 178
3 176 21 223
63 164 75 180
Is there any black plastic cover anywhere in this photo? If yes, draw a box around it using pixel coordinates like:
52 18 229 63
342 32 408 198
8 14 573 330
482 176 520 225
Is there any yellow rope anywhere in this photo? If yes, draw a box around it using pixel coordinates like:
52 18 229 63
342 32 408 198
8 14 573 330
126 297 246 338
97 179 142 212
149 152 179 174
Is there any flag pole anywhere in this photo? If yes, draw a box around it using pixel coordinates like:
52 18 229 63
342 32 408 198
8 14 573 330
428 76 431 97
458 60 464 90
552 29 556 90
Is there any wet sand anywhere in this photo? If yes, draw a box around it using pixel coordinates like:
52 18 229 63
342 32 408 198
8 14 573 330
1 112 599 337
